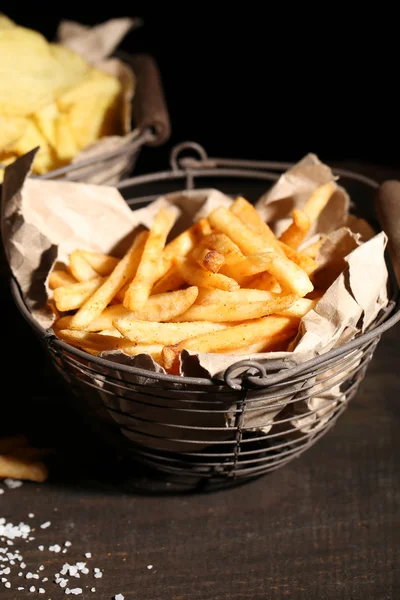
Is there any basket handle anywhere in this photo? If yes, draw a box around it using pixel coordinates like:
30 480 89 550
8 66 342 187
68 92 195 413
375 180 400 287
128 53 171 147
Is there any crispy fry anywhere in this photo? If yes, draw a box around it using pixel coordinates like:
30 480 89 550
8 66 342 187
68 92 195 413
55 304 130 331
208 206 274 255
114 319 228 345
198 232 244 265
69 231 148 330
53 276 105 312
175 257 240 291
300 236 326 258
123 209 177 310
48 269 77 289
278 242 318 275
221 253 274 283
118 287 199 322
303 182 336 221
163 315 299 372
275 297 317 318
172 294 298 323
56 329 163 362
279 209 311 249
98 328 123 337
191 246 225 273
151 266 186 295
196 288 275 305
230 196 285 255
157 218 212 279
68 249 99 281
258 253 314 297
76 250 119 275
243 271 282 293
0 455 48 483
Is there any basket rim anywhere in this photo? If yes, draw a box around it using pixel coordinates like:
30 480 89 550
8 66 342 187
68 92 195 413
8 157 400 389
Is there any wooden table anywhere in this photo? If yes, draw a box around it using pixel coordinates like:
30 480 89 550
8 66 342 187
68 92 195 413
1 159 400 600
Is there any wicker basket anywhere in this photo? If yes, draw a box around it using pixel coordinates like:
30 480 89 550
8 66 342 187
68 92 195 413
9 143 400 492
1 53 171 186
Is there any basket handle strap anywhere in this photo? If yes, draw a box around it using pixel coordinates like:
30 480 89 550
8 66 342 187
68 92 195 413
128 53 171 147
375 180 400 287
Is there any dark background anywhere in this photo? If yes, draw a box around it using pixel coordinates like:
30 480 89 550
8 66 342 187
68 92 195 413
3 6 399 173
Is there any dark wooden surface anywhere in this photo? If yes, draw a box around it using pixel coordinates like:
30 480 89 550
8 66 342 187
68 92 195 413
1 160 400 600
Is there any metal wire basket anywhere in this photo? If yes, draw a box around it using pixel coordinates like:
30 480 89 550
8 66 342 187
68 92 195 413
9 142 400 491
1 53 171 186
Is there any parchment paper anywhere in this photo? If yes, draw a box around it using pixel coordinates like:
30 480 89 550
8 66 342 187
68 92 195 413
1 152 389 451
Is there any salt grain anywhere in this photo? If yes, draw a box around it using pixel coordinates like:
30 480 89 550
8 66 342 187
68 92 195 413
115 594 125 600
91 588 96 592
38 546 44 551
17 587 24 590
4 479 23 489
147 564 153 569
85 552 92 558
28 513 34 518
42 577 48 582
40 521 51 529
64 541 72 547
29 585 36 592
39 588 45 593
0 490 4 495
5 581 11 588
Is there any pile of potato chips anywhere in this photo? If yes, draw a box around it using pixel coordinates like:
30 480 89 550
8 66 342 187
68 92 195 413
0 15 124 180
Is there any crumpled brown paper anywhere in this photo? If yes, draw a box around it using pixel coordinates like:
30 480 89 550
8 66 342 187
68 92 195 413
1 151 390 450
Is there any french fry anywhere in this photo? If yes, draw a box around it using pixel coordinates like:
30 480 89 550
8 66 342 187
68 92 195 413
151 266 186 295
275 297 317 318
229 196 285 255
257 253 314 297
190 246 225 273
208 206 275 255
98 328 123 337
303 182 336 221
279 209 311 249
220 253 275 283
198 232 244 265
0 455 48 483
157 218 212 279
163 315 299 372
196 288 275 305
56 329 163 363
54 303 130 331
68 249 99 282
114 319 228 345
123 209 177 310
300 236 326 258
118 287 199 322
243 271 282 293
172 294 298 323
53 276 105 312
69 231 148 330
278 242 318 275
48 269 77 289
76 250 119 275
175 257 240 291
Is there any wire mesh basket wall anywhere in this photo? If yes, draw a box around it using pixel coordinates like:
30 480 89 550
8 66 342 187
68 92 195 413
9 143 400 490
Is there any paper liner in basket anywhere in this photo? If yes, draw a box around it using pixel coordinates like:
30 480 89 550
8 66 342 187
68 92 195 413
0 151 389 451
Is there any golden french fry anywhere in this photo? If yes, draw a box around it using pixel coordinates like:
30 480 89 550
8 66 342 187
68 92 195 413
56 329 163 363
208 206 274 255
172 294 298 323
243 271 282 293
279 209 311 249
53 276 105 312
230 196 285 255
303 182 336 221
191 246 225 273
257 253 314 297
124 209 177 310
163 315 299 372
0 455 48 483
98 328 123 337
157 218 212 279
198 232 244 265
114 319 228 345
69 231 148 330
275 297 317 318
0 435 29 454
278 242 317 275
196 288 274 305
76 250 119 275
220 253 274 283
68 249 99 281
151 266 186 295
175 257 239 291
300 236 326 259
120 287 199 322
48 269 77 289
55 303 130 331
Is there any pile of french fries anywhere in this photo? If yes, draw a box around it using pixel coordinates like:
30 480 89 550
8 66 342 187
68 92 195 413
49 183 336 374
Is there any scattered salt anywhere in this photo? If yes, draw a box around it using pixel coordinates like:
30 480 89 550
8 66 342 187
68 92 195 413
5 581 11 588
17 587 24 590
29 585 36 592
38 546 44 551
40 521 51 529
28 513 34 518
115 594 125 600
0 490 4 495
4 479 23 489
64 541 72 547
91 588 96 592
85 552 92 559
39 588 45 594
42 577 48 582
147 564 153 569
